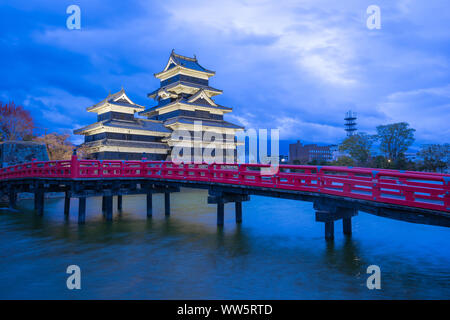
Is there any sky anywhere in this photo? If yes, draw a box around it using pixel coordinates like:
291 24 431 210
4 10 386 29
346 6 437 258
1 0 449 149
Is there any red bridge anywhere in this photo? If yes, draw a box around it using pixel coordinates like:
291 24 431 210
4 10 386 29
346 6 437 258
1 155 449 239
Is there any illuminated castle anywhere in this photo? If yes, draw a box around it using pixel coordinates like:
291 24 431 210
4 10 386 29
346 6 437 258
75 51 243 162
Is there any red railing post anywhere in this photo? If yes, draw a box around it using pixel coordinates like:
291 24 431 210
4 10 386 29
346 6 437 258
98 161 103 178
208 163 214 181
316 166 323 192
238 164 243 184
372 170 380 201
71 151 79 178
161 162 167 178
141 160 147 177
444 177 450 210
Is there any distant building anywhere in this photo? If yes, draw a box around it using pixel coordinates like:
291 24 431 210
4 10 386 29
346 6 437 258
0 141 49 167
74 89 171 160
330 146 344 161
289 141 337 163
344 110 357 137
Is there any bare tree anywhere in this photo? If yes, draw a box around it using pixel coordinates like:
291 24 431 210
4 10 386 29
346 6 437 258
0 101 34 141
417 144 450 172
34 133 74 160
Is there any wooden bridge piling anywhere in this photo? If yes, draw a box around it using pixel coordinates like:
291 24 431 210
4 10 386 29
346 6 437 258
64 191 70 217
343 217 352 235
8 190 17 209
146 192 153 217
208 191 250 226
117 195 122 211
235 201 242 223
33 192 38 213
325 220 334 240
217 201 225 226
34 190 44 216
105 195 113 221
164 192 170 216
314 201 358 239
78 197 86 224
102 196 106 215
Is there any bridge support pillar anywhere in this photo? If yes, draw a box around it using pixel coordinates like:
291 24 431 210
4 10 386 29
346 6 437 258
64 191 70 217
34 190 44 216
314 201 358 240
343 217 352 235
217 201 225 226
146 192 153 217
208 191 250 227
141 184 179 217
164 192 170 216
78 197 86 224
102 196 106 216
235 201 242 223
8 190 17 209
325 220 334 240
105 195 113 221
117 195 122 211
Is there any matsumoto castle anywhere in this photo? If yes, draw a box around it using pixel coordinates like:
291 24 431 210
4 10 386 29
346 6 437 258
74 50 243 162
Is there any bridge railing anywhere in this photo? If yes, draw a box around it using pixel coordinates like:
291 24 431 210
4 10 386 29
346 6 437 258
0 156 449 212
0 159 72 179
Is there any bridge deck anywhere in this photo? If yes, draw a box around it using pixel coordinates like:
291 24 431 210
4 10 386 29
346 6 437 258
1 156 449 212
1 156 449 235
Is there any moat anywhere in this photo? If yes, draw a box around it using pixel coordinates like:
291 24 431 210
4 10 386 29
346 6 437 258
0 188 449 299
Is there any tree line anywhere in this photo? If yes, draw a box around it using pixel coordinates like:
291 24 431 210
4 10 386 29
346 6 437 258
0 101 74 160
335 122 449 172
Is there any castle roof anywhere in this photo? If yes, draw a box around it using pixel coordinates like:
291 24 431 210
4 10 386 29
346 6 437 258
82 139 169 150
168 50 215 73
147 81 222 99
87 88 145 113
139 96 232 117
155 50 215 77
164 116 244 130
74 118 171 135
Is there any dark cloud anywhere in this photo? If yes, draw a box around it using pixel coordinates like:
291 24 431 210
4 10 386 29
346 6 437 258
0 0 449 146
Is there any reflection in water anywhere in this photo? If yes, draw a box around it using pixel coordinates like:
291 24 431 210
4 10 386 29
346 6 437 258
0 188 449 299
323 238 364 275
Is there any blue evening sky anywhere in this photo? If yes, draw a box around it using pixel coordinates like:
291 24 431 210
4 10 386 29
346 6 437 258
1 0 449 149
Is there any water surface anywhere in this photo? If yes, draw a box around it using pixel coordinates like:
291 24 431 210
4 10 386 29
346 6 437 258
0 188 449 299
